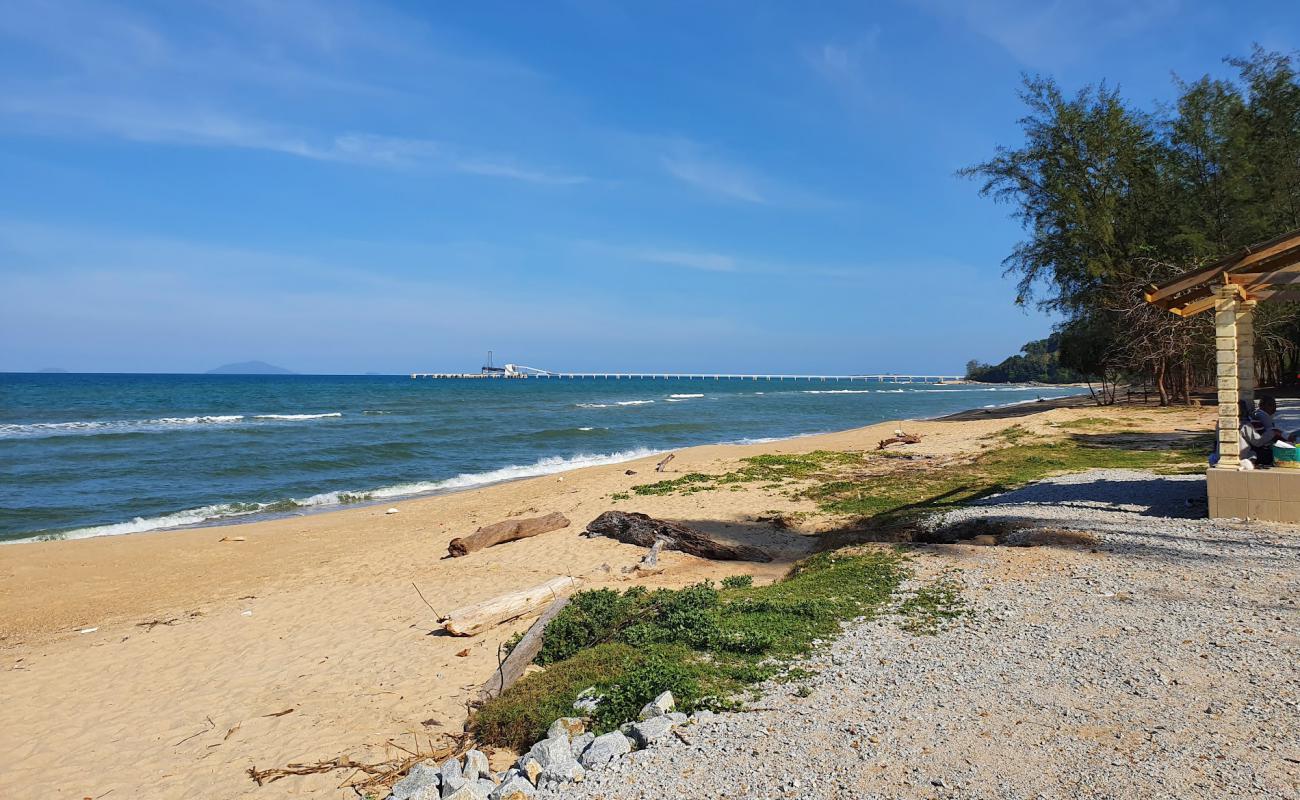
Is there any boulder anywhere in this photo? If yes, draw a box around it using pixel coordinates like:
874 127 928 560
391 762 440 800
638 690 675 720
569 732 595 759
440 757 466 798
578 732 634 770
462 750 491 781
441 782 489 800
537 761 585 791
516 756 542 786
628 715 676 747
475 779 497 796
666 711 688 725
525 735 574 769
489 775 537 800
547 717 586 739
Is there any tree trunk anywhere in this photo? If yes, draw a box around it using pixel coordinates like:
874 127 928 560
475 594 572 702
585 511 772 562
442 576 581 637
448 512 570 558
1155 359 1169 407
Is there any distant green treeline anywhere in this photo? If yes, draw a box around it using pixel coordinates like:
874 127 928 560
963 46 1300 403
965 333 1083 384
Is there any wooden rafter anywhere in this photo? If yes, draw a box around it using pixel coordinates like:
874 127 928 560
1144 229 1300 316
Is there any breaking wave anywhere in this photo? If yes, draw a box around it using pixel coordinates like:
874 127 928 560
17 447 661 543
0 412 343 439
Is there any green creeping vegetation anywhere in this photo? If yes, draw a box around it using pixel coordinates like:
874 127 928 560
630 451 864 496
470 549 909 751
609 492 631 501
897 573 971 635
803 434 1208 523
1056 416 1129 430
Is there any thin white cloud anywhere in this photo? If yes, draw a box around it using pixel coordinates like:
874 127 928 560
805 27 882 109
911 0 1181 70
628 248 738 272
0 94 588 184
660 151 766 204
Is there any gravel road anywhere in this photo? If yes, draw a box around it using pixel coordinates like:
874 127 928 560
539 469 1300 799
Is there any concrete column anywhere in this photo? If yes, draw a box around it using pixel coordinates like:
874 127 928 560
1215 286 1241 468
1236 299 1257 402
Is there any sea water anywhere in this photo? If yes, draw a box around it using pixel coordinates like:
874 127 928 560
0 374 1085 542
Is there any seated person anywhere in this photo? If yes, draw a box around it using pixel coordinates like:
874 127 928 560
1254 396 1297 443
1238 399 1272 469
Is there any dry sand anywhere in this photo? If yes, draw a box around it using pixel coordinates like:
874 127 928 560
0 402 1212 799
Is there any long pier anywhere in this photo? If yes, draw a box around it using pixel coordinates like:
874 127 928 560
410 372 965 383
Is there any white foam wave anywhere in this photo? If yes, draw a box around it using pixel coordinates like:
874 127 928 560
22 448 661 543
616 400 655 406
802 389 873 395
1 412 342 439
982 397 1046 409
668 394 704 399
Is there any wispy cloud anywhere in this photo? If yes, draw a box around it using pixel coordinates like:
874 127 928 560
0 0 587 184
805 26 882 109
575 241 740 272
910 0 1181 70
0 94 588 184
660 146 767 204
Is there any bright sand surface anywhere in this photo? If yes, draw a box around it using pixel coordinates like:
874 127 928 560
0 402 1210 799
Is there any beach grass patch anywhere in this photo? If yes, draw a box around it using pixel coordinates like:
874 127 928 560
470 548 908 750
630 451 865 497
804 435 1208 523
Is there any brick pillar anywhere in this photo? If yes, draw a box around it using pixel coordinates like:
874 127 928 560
1236 299 1256 402
1215 286 1241 468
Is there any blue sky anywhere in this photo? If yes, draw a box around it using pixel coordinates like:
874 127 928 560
0 1 1292 374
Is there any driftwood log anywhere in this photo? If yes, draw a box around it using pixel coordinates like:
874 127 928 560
447 512 570 558
442 576 581 637
877 433 921 450
476 594 573 702
586 511 772 562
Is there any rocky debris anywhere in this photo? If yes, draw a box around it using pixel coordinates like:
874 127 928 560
489 775 537 800
462 749 490 782
440 782 488 800
627 715 676 747
524 735 575 771
638 690 675 720
530 470 1300 799
569 731 594 758
439 757 466 798
572 687 602 714
546 717 585 739
390 762 440 800
578 732 633 770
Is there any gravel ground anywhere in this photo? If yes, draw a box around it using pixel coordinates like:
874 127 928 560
538 469 1300 800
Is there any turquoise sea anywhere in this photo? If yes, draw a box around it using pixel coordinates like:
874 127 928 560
0 374 1086 543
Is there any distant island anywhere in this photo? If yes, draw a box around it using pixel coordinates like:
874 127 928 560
206 360 295 375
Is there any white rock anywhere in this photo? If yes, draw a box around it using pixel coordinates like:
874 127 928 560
638 690 675 720
579 731 634 769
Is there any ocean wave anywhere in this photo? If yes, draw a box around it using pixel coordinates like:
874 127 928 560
617 400 655 406
982 397 1047 409
0 412 342 439
802 389 873 395
668 394 704 399
18 447 661 543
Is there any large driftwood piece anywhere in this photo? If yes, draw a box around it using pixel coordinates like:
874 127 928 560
442 576 581 637
448 512 570 558
586 511 772 562
476 594 572 702
877 433 921 450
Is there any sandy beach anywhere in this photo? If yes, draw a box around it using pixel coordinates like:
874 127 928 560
0 401 1212 799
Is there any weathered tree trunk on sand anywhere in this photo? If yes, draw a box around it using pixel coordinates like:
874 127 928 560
475 594 572 702
442 576 581 637
447 512 570 558
586 511 772 562
877 433 921 449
